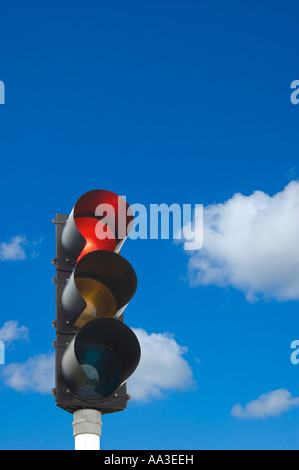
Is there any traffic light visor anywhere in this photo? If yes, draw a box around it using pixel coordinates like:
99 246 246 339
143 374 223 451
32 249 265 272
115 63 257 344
60 190 134 261
60 250 137 326
60 318 141 400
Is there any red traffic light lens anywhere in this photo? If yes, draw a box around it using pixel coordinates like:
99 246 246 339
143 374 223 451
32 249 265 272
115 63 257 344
75 217 117 261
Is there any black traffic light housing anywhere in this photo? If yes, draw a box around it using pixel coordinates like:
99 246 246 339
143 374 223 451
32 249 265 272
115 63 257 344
52 190 140 415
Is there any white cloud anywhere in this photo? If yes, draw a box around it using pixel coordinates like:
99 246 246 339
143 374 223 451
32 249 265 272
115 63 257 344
0 235 27 261
0 320 29 346
128 328 196 402
231 389 299 419
1 352 54 393
181 181 299 301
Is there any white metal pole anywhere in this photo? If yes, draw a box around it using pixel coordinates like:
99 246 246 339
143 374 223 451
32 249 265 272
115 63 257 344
72 409 102 451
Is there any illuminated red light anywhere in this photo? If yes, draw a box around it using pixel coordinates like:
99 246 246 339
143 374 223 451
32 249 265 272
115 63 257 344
75 217 117 261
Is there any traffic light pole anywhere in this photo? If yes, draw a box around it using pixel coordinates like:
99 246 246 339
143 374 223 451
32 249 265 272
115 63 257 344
72 409 102 451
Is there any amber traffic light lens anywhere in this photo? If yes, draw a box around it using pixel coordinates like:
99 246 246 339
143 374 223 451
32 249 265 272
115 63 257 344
74 277 118 327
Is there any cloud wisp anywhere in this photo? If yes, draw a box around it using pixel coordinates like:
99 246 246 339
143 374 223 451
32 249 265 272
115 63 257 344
0 236 27 261
1 352 54 393
0 320 29 347
0 235 43 261
231 389 299 419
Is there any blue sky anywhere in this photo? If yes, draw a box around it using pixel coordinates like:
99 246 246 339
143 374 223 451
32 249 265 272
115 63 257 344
0 0 299 450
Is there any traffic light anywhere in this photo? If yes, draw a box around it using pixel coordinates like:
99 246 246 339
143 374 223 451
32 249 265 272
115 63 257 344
52 190 141 415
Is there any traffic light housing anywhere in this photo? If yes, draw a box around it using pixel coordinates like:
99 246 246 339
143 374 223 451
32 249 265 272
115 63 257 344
52 190 140 415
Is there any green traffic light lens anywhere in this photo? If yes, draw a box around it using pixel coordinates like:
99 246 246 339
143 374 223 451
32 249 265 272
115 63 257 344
76 341 121 399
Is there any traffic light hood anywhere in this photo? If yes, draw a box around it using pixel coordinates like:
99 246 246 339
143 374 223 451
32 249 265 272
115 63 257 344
60 318 141 400
60 189 134 261
60 250 137 327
